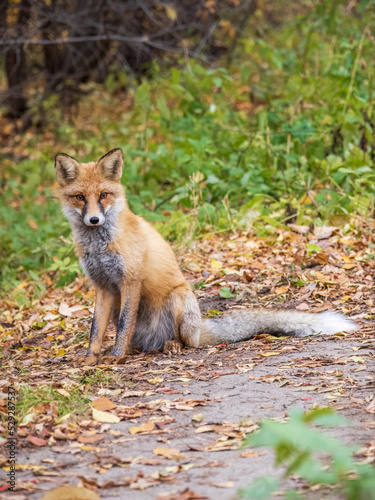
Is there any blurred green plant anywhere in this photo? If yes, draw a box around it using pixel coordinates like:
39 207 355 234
239 407 375 500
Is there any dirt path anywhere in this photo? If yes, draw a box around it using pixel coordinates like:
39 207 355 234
2 326 374 499
2 225 375 498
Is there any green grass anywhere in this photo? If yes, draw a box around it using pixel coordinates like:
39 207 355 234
17 385 91 422
76 367 130 390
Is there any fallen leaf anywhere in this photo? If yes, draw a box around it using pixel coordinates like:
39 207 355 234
153 447 185 460
58 303 72 317
343 264 356 270
241 450 264 458
56 388 70 397
77 434 105 444
26 435 47 447
288 224 309 234
129 422 155 434
92 397 116 411
211 258 223 269
296 302 310 311
366 399 375 414
92 407 120 424
210 481 234 488
41 486 101 500
192 413 204 422
147 377 164 385
350 356 365 364
155 489 208 500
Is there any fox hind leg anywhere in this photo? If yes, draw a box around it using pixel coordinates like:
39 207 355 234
175 289 201 348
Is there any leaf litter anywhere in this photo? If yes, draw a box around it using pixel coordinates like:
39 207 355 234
0 224 374 498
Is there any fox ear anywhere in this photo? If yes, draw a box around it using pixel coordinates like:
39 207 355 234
55 153 79 186
98 148 123 182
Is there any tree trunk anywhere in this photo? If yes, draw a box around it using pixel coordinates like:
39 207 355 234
1 0 31 118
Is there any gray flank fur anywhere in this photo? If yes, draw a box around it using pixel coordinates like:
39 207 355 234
199 309 357 345
131 299 175 352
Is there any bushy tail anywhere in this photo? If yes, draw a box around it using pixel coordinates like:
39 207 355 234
199 309 357 345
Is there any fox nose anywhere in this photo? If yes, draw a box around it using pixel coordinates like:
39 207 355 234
90 217 100 225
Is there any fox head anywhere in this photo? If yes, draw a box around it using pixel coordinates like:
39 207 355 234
55 148 125 227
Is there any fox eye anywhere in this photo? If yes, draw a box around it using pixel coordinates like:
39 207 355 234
76 194 84 201
100 193 108 200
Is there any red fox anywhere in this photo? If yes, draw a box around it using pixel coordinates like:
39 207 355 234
55 148 357 361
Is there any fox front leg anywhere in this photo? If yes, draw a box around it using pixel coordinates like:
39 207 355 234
110 284 141 357
86 288 114 358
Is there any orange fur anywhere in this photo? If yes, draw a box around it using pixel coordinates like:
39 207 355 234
55 149 197 358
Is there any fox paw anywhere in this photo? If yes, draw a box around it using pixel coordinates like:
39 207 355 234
163 340 183 355
76 355 98 366
101 355 127 365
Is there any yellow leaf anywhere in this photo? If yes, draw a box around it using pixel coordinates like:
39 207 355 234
314 271 334 284
92 407 120 423
300 191 316 205
192 413 204 422
211 258 223 269
16 282 28 290
259 351 281 357
41 486 101 500
129 422 155 434
147 377 164 385
165 5 177 21
343 264 356 270
92 397 116 411
349 356 365 364
153 447 185 460
342 256 351 263
55 349 66 357
340 296 352 302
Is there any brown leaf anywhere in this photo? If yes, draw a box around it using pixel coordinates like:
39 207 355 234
241 450 264 458
129 422 155 434
26 435 47 447
296 302 310 311
41 486 101 500
155 489 208 500
275 285 288 294
77 434 105 444
153 447 185 460
91 397 116 411
56 388 70 397
288 224 310 234
366 398 375 414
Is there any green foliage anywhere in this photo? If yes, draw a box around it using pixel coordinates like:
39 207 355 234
0 0 374 293
219 286 236 298
239 407 375 500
